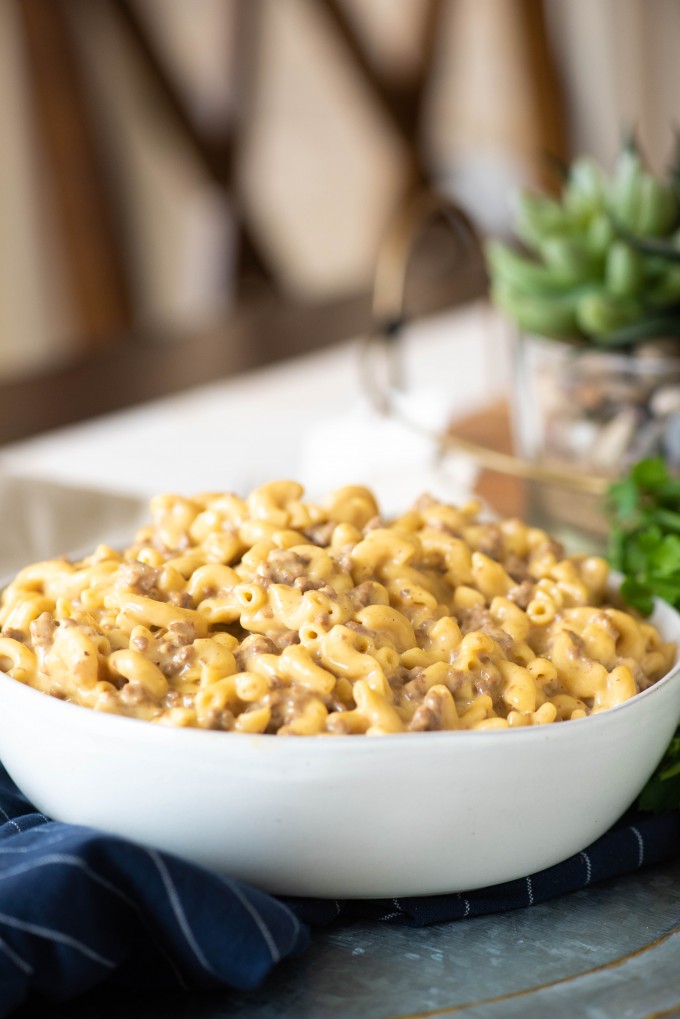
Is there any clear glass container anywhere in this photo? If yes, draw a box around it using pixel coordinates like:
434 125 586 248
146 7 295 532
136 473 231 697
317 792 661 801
510 332 680 547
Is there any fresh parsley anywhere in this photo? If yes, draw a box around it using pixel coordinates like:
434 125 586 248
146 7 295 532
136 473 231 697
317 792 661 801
607 457 680 811
638 735 680 813
608 456 680 615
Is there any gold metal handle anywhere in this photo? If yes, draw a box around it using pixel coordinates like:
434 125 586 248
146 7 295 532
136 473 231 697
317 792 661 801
361 189 609 498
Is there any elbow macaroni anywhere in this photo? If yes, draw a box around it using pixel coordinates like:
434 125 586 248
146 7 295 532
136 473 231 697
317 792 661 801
0 482 674 735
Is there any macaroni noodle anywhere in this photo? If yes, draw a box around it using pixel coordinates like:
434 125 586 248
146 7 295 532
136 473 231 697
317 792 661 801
0 483 674 735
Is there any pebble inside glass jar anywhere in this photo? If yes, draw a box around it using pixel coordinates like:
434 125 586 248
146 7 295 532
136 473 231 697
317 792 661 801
511 332 680 545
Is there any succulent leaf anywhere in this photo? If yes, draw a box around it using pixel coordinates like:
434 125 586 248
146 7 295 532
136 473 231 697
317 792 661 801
487 137 680 347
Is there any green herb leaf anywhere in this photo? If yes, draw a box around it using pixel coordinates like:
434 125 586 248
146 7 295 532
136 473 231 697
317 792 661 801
619 576 654 616
606 458 680 811
638 737 680 812
608 476 640 521
631 456 669 490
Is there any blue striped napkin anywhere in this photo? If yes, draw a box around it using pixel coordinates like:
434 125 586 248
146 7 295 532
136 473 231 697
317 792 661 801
0 767 307 1016
1 762 679 1017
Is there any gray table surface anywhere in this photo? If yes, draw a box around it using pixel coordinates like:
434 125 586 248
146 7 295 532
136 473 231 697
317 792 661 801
15 856 680 1018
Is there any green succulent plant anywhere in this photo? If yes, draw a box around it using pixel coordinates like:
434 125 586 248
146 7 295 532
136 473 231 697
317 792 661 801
487 137 680 348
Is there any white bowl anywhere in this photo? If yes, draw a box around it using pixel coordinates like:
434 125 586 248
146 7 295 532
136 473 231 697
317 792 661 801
1 596 679 899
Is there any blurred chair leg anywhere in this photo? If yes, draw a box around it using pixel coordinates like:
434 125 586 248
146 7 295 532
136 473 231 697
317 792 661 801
16 0 133 351
112 0 275 299
517 0 568 190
